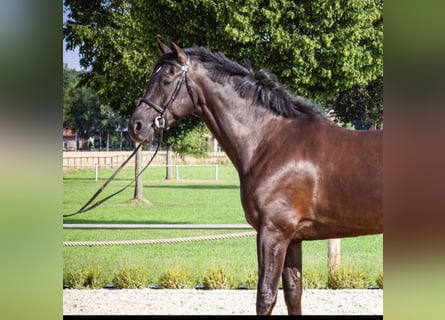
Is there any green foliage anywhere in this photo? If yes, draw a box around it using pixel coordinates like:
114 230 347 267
64 0 383 137
171 123 210 159
159 268 194 289
64 85 101 138
64 0 155 114
242 272 258 290
63 64 127 142
332 76 383 129
202 268 232 289
376 272 383 289
303 268 328 289
112 265 150 289
327 267 371 289
64 265 105 289
63 63 80 125
218 0 383 102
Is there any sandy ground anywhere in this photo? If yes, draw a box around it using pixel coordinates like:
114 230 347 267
63 288 383 315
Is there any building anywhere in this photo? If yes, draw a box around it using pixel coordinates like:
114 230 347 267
63 128 87 151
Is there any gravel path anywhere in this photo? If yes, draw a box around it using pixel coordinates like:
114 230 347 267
63 288 383 315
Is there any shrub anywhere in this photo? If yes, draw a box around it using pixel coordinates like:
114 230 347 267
303 268 328 289
376 272 383 288
64 270 85 289
64 265 105 289
159 268 193 289
113 265 150 289
243 272 258 289
327 267 371 289
202 268 232 289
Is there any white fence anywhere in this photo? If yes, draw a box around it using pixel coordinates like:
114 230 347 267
63 150 166 168
66 163 235 181
63 150 229 168
63 150 233 180
165 164 232 181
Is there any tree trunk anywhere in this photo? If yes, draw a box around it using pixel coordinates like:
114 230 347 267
165 145 173 180
134 143 144 200
74 130 78 151
106 131 110 151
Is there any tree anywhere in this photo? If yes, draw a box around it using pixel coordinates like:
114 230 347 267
67 86 102 139
63 64 102 140
63 63 80 126
210 0 383 102
333 76 383 129
63 64 127 149
99 104 127 150
64 0 155 115
64 0 383 116
171 122 211 160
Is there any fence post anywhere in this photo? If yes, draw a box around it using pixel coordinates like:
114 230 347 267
176 164 179 180
94 163 98 181
165 145 173 180
328 238 341 278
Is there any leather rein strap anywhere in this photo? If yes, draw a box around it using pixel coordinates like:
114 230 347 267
63 141 160 218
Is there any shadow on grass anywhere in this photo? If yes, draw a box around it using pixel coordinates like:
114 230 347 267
63 176 240 187
63 219 193 224
63 177 134 181
144 184 239 190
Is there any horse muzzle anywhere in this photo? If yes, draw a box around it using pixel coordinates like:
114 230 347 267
128 115 155 144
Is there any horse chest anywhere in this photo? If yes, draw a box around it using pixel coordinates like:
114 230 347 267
240 161 320 230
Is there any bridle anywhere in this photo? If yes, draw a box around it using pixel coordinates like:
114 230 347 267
139 54 195 130
63 55 196 218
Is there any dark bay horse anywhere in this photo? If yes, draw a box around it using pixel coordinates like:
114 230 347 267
128 40 383 315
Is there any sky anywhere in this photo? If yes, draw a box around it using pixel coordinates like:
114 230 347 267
63 40 82 70
62 6 82 70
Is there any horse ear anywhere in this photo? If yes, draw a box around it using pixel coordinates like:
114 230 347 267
156 38 172 54
169 40 186 65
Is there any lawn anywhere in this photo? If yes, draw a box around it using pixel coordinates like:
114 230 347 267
63 166 383 288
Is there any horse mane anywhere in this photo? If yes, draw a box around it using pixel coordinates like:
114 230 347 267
184 46 320 118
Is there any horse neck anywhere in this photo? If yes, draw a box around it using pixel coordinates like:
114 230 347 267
196 79 283 175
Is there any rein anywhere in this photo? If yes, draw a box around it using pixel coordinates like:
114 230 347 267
63 55 195 219
63 133 162 218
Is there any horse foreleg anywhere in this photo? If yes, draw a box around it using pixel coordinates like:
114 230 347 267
282 240 303 315
256 229 288 315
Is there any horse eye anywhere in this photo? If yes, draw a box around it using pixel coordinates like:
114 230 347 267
162 79 172 86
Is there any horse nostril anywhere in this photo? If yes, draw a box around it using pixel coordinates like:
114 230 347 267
135 121 142 132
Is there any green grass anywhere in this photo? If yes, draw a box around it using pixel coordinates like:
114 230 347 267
63 166 383 289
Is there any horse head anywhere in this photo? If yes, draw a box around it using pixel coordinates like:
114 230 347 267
128 40 197 144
